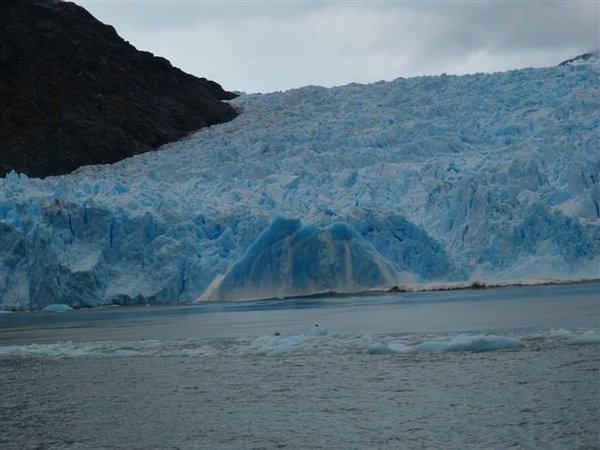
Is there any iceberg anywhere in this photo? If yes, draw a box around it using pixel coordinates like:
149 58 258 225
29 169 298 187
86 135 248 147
565 331 600 346
249 326 329 355
42 303 73 312
368 334 524 354
1 60 599 309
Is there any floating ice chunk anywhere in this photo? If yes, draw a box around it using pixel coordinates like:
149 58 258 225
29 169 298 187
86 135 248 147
42 304 73 312
368 334 524 354
249 325 329 355
546 328 575 338
565 331 600 346
367 342 410 354
412 334 524 352
536 328 600 345
0 342 101 358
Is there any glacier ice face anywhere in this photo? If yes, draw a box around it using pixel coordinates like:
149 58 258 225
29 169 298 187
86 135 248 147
202 217 401 301
0 61 599 309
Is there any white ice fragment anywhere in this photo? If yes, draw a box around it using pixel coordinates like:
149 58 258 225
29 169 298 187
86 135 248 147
42 304 73 312
368 334 524 354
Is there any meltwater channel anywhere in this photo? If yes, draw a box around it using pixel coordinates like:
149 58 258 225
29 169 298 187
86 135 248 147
1 282 599 450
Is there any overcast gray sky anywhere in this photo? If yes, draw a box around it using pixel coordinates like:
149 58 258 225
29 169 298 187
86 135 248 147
75 1 599 93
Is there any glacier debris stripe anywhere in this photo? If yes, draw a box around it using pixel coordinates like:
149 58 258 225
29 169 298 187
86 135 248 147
0 62 599 308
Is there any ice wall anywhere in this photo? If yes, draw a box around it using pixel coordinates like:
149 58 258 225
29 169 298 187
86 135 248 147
202 218 403 301
1 60 598 309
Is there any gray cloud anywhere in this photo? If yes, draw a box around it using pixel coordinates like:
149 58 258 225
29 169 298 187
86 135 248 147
75 1 599 93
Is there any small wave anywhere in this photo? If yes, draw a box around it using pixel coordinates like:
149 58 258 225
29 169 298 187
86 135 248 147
2 328 598 360
0 341 153 358
386 277 599 294
0 340 219 359
368 334 524 354
544 328 575 338
367 342 410 354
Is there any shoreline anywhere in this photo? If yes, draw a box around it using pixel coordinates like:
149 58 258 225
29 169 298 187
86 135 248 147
384 277 600 294
2 277 598 312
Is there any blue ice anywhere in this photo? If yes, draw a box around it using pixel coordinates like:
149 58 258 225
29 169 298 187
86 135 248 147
1 58 599 309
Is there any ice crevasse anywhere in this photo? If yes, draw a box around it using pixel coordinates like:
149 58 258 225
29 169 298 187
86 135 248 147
0 60 599 309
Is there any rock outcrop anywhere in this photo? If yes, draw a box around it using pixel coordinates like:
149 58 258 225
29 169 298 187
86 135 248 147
0 0 238 178
558 50 599 67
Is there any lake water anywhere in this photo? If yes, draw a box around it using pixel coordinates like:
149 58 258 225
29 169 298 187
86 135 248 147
1 282 599 449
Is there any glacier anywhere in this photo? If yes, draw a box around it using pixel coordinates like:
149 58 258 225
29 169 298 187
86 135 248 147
0 60 599 309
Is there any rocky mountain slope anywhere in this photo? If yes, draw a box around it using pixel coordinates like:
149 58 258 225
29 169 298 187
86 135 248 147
559 50 599 67
0 0 237 178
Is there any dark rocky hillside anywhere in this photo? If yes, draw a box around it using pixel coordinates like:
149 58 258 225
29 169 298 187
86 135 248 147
558 50 599 66
0 0 238 178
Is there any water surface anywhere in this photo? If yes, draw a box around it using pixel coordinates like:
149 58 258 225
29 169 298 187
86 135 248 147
1 283 599 449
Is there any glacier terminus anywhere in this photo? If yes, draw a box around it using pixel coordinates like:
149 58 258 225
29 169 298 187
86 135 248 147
0 59 599 309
